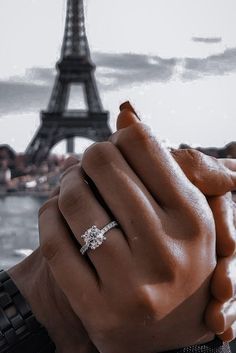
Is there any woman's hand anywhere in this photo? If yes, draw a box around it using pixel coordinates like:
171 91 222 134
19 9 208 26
39 120 217 353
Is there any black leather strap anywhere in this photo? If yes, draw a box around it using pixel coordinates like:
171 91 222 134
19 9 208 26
0 270 55 353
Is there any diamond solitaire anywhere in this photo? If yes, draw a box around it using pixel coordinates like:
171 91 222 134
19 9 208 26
80 221 119 255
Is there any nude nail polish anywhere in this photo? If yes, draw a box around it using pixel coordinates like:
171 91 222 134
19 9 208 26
119 101 141 121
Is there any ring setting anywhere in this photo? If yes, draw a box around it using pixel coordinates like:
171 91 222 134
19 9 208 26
80 221 118 255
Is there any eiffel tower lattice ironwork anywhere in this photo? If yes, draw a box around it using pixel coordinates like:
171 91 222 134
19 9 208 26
26 0 111 163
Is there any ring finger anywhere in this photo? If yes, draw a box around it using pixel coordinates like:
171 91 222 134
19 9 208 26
81 141 175 276
59 164 132 279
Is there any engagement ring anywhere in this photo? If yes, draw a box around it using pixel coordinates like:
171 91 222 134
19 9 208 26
80 221 119 255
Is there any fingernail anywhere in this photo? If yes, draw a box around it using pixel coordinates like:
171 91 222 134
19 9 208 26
119 101 141 121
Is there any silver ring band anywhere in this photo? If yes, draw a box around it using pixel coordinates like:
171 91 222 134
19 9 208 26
80 221 119 255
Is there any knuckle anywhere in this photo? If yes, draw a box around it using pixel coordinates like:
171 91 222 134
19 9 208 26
82 141 116 171
41 238 60 262
176 195 215 240
38 198 61 262
184 148 203 162
129 123 153 141
205 300 225 334
134 285 159 317
38 197 58 218
58 183 85 215
60 164 79 182
175 148 204 165
118 123 154 147
187 207 215 240
186 150 204 185
172 148 204 184
184 150 220 189
192 216 212 238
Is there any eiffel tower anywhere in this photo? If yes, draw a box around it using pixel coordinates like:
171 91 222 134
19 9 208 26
26 0 111 164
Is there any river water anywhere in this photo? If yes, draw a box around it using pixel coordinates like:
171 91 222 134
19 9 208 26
0 195 46 269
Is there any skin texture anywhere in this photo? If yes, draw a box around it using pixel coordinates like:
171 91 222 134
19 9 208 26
117 103 236 340
38 111 235 352
8 104 236 352
8 250 99 353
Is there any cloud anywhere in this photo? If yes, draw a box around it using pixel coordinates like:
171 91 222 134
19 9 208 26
93 49 236 86
0 53 177 116
0 47 236 116
183 47 236 80
0 81 51 116
94 52 177 89
25 67 55 84
0 67 57 116
192 37 222 44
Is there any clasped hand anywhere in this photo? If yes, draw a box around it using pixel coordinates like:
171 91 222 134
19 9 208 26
37 105 236 353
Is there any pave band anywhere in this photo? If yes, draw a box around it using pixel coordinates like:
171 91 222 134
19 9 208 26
80 221 119 255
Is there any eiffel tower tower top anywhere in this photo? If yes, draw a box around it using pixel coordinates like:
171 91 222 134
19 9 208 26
61 0 90 59
26 0 111 163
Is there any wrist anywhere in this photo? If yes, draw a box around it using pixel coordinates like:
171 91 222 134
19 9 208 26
8 249 95 353
7 249 61 349
0 268 54 353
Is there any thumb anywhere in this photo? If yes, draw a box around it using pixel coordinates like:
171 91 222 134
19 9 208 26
220 159 236 172
171 149 236 196
115 102 236 196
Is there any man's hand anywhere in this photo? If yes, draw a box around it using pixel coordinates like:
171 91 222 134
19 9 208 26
116 102 236 341
171 150 236 340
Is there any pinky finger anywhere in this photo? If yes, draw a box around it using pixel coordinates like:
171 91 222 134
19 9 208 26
208 194 236 257
205 299 236 335
211 256 236 302
218 321 236 342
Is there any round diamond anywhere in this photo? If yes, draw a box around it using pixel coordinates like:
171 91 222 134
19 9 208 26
82 226 105 250
80 221 118 255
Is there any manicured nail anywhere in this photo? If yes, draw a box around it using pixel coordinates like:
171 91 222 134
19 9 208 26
119 101 141 120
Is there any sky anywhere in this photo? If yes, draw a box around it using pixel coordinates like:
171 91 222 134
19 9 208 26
0 0 236 153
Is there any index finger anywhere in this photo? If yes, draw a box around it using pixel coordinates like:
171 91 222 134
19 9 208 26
115 104 236 197
172 150 236 196
208 194 236 257
110 111 203 209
